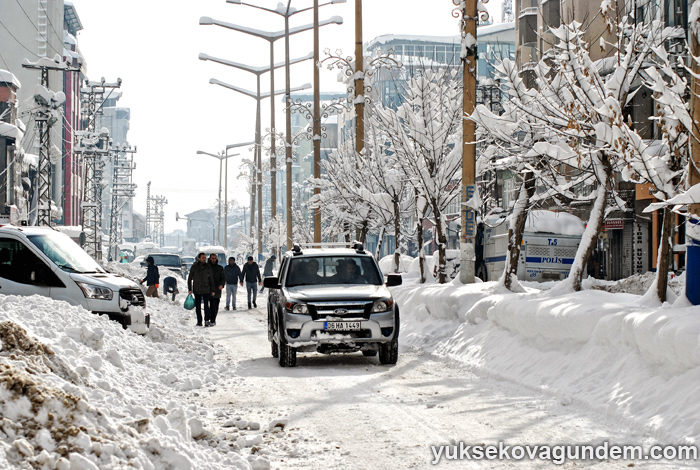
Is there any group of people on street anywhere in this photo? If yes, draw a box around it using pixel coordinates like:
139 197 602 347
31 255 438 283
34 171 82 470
186 253 262 326
140 252 270 327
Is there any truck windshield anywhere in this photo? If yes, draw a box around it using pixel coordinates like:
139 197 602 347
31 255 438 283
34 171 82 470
27 232 105 273
149 254 181 267
286 256 382 287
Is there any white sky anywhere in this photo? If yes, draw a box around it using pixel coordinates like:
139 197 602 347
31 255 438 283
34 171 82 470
68 0 502 234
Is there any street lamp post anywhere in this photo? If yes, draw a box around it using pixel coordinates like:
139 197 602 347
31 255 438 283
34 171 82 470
196 150 240 246
200 52 313 253
224 141 255 249
206 76 311 255
201 12 342 248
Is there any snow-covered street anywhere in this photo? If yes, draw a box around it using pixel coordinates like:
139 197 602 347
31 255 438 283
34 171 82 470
0 260 698 469
205 285 698 469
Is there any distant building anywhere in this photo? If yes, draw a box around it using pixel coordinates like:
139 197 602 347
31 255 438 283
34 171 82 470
185 209 216 245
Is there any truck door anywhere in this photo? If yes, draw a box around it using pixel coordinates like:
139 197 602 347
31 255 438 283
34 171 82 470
0 237 65 298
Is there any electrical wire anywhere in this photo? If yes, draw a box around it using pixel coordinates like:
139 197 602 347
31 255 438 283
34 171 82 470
0 17 37 57
14 0 64 57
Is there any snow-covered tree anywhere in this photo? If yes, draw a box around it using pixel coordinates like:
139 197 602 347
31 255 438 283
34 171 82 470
472 9 687 294
371 67 463 283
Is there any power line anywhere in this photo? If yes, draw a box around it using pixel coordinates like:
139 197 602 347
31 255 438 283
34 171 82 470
13 0 64 57
0 18 38 57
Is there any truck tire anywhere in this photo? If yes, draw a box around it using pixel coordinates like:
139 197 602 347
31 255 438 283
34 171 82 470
278 342 297 367
378 338 398 365
271 340 279 358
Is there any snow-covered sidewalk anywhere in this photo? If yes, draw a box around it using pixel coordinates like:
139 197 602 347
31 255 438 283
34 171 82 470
393 273 700 446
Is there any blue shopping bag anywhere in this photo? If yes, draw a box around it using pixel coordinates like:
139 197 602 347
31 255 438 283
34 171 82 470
183 294 195 310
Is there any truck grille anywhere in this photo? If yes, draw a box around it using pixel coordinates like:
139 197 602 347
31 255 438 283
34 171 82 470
308 301 372 320
120 288 146 307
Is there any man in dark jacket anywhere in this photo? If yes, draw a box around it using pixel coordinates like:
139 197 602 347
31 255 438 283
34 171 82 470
208 253 226 326
240 256 262 309
140 256 159 298
260 254 276 293
187 252 215 326
224 257 242 310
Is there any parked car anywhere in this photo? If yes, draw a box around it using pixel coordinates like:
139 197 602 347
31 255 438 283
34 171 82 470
0 226 148 331
142 253 186 278
181 256 195 276
264 243 402 367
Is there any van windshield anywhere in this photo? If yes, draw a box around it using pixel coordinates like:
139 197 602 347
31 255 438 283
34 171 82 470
27 233 105 274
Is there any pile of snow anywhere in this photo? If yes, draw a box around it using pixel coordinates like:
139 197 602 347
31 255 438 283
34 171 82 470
378 254 414 274
392 274 700 444
525 210 586 236
0 288 267 469
587 271 685 296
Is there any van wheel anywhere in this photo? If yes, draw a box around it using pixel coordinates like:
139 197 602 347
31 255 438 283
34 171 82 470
278 342 297 367
378 339 398 365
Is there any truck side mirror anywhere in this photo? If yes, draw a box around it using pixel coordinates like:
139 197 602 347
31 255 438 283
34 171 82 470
263 277 280 289
386 274 402 287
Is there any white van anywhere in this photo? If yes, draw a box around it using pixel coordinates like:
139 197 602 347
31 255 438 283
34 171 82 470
0 226 149 332
197 245 227 263
479 210 584 282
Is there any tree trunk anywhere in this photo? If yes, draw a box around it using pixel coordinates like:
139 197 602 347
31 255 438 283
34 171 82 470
501 170 535 290
655 207 674 302
417 217 426 283
567 157 612 292
434 208 447 284
375 226 385 259
358 219 368 244
393 199 401 272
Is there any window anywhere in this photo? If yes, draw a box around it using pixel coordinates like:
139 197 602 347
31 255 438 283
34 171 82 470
0 238 63 287
286 256 383 287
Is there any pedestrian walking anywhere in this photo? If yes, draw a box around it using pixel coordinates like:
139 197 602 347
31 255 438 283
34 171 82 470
140 256 159 298
163 276 179 301
260 254 276 293
187 252 215 327
224 257 242 310
240 255 262 309
208 253 225 326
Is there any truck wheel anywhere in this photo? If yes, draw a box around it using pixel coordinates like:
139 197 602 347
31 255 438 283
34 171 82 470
378 339 398 365
271 340 279 358
362 350 377 357
278 342 297 367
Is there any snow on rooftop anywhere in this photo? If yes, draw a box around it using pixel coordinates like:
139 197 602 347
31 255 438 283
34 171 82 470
0 122 23 140
367 22 514 49
525 210 585 236
0 69 21 89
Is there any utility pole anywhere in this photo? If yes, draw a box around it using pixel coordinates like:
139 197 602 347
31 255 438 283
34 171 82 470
80 78 122 260
146 181 152 239
458 0 478 284
151 195 168 246
108 145 136 261
688 18 700 305
313 0 322 246
354 0 364 159
22 58 77 226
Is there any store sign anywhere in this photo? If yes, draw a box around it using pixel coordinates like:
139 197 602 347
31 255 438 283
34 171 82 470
605 219 624 230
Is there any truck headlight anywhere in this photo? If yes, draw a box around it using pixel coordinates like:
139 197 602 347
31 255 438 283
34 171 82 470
285 301 309 314
76 282 113 300
372 299 394 312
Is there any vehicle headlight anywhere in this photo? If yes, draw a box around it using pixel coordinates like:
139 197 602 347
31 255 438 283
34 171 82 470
372 299 394 312
285 301 309 314
76 282 113 300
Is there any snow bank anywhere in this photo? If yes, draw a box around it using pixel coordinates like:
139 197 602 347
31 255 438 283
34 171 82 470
378 254 414 274
393 274 700 444
0 290 257 469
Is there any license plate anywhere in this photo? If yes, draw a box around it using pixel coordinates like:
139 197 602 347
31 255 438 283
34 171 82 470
324 321 361 331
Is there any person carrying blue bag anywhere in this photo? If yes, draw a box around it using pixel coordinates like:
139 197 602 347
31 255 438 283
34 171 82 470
187 252 215 326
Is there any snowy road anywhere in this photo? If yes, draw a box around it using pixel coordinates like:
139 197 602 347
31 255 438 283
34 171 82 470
201 293 694 470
